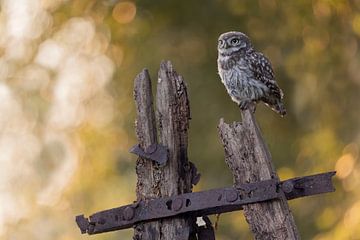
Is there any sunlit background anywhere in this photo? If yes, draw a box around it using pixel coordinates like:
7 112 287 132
0 0 360 239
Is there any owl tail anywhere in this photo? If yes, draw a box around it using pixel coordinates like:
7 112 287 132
271 101 287 117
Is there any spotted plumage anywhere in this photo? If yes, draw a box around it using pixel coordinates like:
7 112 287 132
217 31 286 116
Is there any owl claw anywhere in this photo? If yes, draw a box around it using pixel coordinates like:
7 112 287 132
238 100 250 110
239 100 256 113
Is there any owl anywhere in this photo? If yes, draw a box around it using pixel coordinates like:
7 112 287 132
217 31 286 116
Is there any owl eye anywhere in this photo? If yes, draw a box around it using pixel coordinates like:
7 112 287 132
231 38 240 45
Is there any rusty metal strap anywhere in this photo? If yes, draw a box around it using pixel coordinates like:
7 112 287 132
130 143 168 165
76 171 335 235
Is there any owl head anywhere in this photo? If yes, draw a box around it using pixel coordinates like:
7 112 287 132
218 31 253 56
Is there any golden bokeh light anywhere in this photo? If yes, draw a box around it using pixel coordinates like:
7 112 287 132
343 143 359 159
342 169 360 192
0 0 116 237
108 44 124 66
352 14 360 37
343 201 360 229
313 1 331 19
0 0 360 239
335 153 355 179
112 1 136 24
316 207 337 230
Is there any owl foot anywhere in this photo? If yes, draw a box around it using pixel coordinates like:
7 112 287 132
238 100 256 113
238 99 251 110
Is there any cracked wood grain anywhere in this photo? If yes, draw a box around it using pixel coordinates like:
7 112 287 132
156 60 195 240
133 61 196 240
133 69 162 240
218 108 300 240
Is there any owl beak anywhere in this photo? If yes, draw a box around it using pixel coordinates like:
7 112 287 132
221 41 230 49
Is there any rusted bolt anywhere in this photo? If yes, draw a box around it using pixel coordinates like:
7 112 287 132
123 206 135 221
225 190 238 202
282 181 294 193
172 198 184 211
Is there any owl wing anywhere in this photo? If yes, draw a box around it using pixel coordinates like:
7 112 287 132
248 51 283 99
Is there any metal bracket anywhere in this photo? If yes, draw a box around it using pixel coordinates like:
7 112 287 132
280 171 335 200
130 143 168 165
75 171 335 235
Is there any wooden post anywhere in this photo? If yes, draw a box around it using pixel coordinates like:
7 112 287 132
76 61 335 239
133 61 195 240
218 108 300 239
133 69 162 239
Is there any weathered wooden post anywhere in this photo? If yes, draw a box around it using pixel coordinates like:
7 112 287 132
133 61 196 239
218 108 300 239
132 68 162 239
75 61 335 240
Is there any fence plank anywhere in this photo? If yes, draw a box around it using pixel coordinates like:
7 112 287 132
133 69 162 239
133 62 195 240
156 60 195 240
218 108 300 240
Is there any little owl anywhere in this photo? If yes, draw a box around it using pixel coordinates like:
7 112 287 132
217 31 286 116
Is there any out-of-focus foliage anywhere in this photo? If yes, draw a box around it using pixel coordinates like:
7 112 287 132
0 0 359 239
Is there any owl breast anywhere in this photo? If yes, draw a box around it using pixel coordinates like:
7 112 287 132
218 57 268 104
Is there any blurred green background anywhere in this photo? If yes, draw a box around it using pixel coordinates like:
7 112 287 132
0 0 359 239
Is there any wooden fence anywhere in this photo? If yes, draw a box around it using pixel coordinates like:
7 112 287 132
76 60 335 240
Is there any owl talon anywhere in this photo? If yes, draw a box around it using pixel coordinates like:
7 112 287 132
238 100 251 111
239 100 256 113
